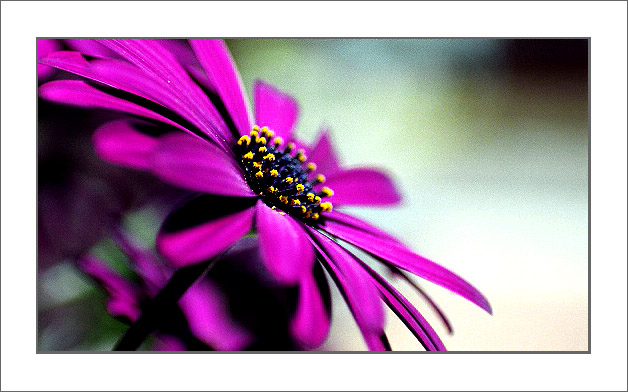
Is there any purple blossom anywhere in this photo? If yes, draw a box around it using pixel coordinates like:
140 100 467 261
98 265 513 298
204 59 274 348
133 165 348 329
39 39 492 351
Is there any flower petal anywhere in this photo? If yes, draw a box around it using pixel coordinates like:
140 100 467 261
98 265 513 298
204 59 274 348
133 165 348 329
65 39 118 58
158 195 257 267
37 39 61 80
324 210 401 243
155 335 186 351
93 120 159 170
39 50 225 144
290 272 331 349
179 279 254 351
320 168 402 206
152 133 254 197
308 229 386 338
39 80 191 134
96 39 233 149
321 220 493 314
357 259 446 351
189 39 254 136
308 129 342 176
253 80 300 142
79 256 142 322
255 201 315 285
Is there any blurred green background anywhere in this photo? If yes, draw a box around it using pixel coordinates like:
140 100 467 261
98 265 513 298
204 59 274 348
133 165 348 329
38 39 588 351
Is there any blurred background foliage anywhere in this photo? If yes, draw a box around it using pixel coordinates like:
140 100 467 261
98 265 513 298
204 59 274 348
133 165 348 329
38 39 588 351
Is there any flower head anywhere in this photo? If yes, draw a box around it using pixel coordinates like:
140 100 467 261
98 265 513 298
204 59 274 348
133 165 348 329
39 39 491 350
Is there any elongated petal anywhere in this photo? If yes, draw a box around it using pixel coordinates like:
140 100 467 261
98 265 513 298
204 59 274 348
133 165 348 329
158 195 257 267
93 120 159 170
357 259 446 351
37 39 61 80
256 201 315 284
290 273 331 349
80 256 141 322
320 168 402 206
253 80 300 141
65 39 117 58
179 279 254 351
308 229 386 333
308 129 341 176
96 39 232 149
152 133 254 196
189 39 254 136
155 335 186 351
321 220 492 314
39 80 190 134
324 210 401 243
40 51 224 143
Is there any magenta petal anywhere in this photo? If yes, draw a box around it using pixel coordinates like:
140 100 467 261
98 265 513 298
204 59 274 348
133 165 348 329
308 229 386 334
321 168 402 207
322 220 493 314
308 129 342 176
256 201 315 284
93 120 159 170
290 273 331 349
179 279 254 351
65 39 117 59
325 210 401 243
253 80 300 141
189 39 254 136
155 335 186 351
357 259 446 351
37 39 61 80
152 133 254 196
80 256 141 322
96 39 232 149
39 80 191 134
158 206 255 267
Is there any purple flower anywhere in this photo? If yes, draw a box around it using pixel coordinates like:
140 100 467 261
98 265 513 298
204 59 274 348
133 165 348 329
39 39 491 351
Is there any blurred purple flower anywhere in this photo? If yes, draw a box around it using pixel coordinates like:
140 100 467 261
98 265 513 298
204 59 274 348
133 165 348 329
39 39 491 351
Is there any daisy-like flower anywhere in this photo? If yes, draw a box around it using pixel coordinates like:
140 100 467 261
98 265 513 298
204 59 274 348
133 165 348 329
39 39 491 350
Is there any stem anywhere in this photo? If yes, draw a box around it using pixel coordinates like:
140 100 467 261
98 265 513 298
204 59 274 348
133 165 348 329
113 257 219 351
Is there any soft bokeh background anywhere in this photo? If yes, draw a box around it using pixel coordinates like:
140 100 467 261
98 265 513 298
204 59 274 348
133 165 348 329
38 39 588 351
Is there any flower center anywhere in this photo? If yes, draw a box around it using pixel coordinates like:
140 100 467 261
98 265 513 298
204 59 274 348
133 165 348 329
235 125 334 224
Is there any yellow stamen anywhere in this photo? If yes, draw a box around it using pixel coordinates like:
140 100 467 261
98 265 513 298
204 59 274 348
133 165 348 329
311 213 320 220
250 130 259 138
314 196 322 203
255 171 264 178
317 174 326 183
279 195 289 204
258 146 267 153
305 210 312 218
253 161 263 169
320 202 333 212
297 150 307 162
261 126 269 134
322 186 334 197
270 169 279 177
307 193 315 202
285 177 294 184
263 153 275 161
290 199 301 206
266 130 275 138
243 151 254 160
237 135 251 146
273 137 284 146
296 183 305 192
267 186 276 193
308 162 317 171
300 205 307 213
278 211 286 215
252 125 260 132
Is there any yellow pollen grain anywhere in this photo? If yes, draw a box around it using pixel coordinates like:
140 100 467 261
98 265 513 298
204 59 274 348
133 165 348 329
297 150 307 162
288 142 296 150
243 151 254 160
253 162 262 169
317 174 326 183
279 211 286 215
237 135 250 146
250 130 259 138
307 193 315 202
308 162 317 171
270 169 279 177
273 137 284 146
261 126 269 134
300 205 307 213
305 211 312 218
320 202 333 212
311 213 320 220
279 195 289 204
258 146 267 153
255 171 264 178
266 130 275 138
290 199 301 206
314 196 321 203
296 183 305 192
285 177 294 184
263 153 275 161
267 186 276 193
252 125 260 132
322 186 334 197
